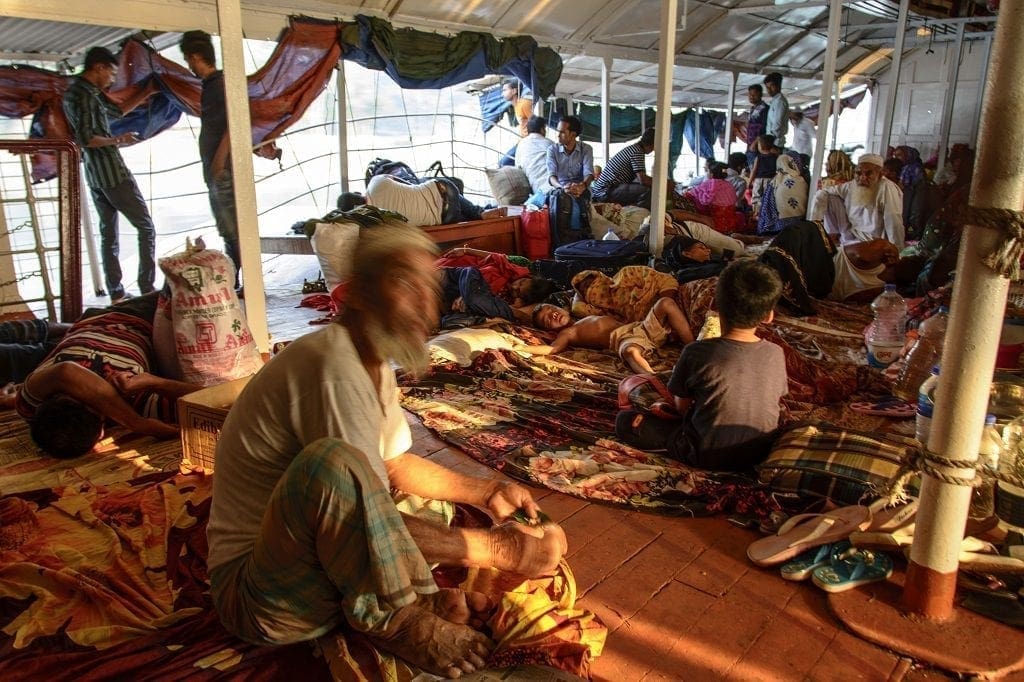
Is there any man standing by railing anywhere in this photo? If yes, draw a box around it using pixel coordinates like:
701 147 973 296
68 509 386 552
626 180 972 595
179 31 243 295
62 46 156 304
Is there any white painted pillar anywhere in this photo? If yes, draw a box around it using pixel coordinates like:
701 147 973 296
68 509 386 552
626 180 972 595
601 57 612 166
695 107 702 170
809 0 843 195
880 0 910 154
649 0 679 258
831 77 842 152
79 175 104 296
215 0 268 353
336 61 349 194
724 71 737 157
903 4 1024 621
971 37 993 148
936 23 965 175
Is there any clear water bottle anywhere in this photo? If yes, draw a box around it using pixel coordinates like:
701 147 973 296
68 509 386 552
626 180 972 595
893 306 949 402
997 415 1024 534
970 415 1001 519
867 284 907 369
915 365 940 445
602 227 620 241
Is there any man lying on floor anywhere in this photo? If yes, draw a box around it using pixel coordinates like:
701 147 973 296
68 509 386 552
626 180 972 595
14 292 202 458
208 221 567 679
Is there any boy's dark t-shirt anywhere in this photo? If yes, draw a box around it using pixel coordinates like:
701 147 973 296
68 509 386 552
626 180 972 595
667 337 788 466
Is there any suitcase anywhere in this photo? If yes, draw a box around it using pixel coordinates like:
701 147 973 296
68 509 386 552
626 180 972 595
553 238 649 268
535 239 650 289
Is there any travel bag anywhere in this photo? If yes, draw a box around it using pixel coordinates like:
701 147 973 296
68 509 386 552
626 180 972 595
553 238 649 269
548 188 590 247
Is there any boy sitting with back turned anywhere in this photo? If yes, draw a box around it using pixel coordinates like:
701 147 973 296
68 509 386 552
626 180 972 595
615 260 789 471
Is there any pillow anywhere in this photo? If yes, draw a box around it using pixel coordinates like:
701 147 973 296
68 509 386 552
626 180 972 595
485 166 532 206
310 221 360 288
757 423 920 506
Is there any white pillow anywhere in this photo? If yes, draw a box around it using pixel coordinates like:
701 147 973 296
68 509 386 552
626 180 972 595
485 166 532 206
310 221 360 288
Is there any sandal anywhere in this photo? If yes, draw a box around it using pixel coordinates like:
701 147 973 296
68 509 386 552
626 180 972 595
747 505 872 567
811 547 894 593
780 540 852 582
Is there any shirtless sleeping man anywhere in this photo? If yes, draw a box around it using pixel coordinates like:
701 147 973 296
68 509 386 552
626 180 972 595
529 298 695 374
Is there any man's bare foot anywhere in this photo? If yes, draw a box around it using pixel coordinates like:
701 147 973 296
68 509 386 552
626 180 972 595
419 588 494 628
480 207 508 220
364 605 493 678
487 522 567 577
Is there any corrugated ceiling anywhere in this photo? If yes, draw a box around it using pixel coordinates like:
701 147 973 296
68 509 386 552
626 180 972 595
0 0 997 108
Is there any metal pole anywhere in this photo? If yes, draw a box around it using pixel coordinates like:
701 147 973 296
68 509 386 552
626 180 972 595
649 0 679 259
831 77 842 152
336 62 349 194
880 0 910 154
215 0 269 353
903 3 1024 620
809 0 843 194
936 23 965 175
79 175 104 296
601 57 612 167
724 71 737 157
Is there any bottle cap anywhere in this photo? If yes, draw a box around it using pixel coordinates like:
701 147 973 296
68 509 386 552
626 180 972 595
884 284 897 292
931 365 940 374
986 414 997 425
938 306 949 313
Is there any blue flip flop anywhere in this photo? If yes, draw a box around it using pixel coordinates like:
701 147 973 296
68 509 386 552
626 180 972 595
812 548 894 593
780 540 852 582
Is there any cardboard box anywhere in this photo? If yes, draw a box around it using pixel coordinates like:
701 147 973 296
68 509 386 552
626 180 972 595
178 375 252 470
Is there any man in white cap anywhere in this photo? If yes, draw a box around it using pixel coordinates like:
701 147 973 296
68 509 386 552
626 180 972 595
809 152 905 249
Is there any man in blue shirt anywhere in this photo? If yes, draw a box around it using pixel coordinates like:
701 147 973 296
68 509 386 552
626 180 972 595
763 72 790 150
545 115 594 235
180 31 242 292
62 47 156 303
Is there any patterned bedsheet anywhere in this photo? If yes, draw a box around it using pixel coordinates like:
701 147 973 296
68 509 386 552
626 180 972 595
400 279 908 516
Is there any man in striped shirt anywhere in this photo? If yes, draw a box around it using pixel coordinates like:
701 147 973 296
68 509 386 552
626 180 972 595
62 46 157 303
15 293 200 459
590 128 658 209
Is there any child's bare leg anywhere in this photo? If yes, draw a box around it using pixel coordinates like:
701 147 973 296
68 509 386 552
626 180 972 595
620 344 655 374
652 298 695 344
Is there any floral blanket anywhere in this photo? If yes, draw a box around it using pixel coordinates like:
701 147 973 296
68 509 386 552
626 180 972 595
0 473 603 680
400 279 906 515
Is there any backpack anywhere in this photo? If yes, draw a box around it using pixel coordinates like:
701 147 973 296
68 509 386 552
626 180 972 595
548 188 590 247
424 160 465 194
365 158 419 186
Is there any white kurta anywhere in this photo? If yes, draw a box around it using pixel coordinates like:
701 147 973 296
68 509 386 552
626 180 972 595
810 178 905 249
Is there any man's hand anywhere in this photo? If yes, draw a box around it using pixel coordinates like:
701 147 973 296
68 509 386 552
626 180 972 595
115 132 139 146
109 370 149 396
565 182 584 198
451 296 466 313
483 480 540 522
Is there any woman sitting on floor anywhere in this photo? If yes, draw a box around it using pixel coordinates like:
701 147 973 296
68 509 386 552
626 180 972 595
680 161 743 234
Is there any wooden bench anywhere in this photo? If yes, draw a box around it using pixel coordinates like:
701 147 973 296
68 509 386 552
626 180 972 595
260 215 522 256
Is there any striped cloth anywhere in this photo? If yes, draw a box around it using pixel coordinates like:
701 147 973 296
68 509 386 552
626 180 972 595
592 142 646 198
62 76 130 189
16 310 165 420
210 438 437 644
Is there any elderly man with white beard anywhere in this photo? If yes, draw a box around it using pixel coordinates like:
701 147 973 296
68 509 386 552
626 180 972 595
809 153 905 249
206 220 567 679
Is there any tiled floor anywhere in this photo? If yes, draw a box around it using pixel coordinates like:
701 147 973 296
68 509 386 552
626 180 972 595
408 419 940 681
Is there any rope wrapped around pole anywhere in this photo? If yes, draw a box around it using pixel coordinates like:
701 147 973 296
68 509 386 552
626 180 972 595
955 205 1024 280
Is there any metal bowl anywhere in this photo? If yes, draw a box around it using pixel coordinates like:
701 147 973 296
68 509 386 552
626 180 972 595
990 380 1024 422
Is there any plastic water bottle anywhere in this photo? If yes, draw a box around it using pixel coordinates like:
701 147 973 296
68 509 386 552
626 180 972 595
970 415 1001 519
893 306 949 402
602 227 620 241
997 415 1024 534
915 365 940 445
867 284 907 369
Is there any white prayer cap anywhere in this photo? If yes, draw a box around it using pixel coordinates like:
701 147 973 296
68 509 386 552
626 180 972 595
858 153 884 168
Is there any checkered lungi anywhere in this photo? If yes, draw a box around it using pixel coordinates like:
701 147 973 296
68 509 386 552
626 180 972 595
210 437 438 644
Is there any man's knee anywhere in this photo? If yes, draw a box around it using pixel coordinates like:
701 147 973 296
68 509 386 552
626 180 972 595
292 437 387 493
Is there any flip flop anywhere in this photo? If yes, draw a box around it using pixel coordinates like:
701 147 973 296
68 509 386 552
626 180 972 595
747 504 872 567
811 548 894 593
780 540 852 581
849 399 917 418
